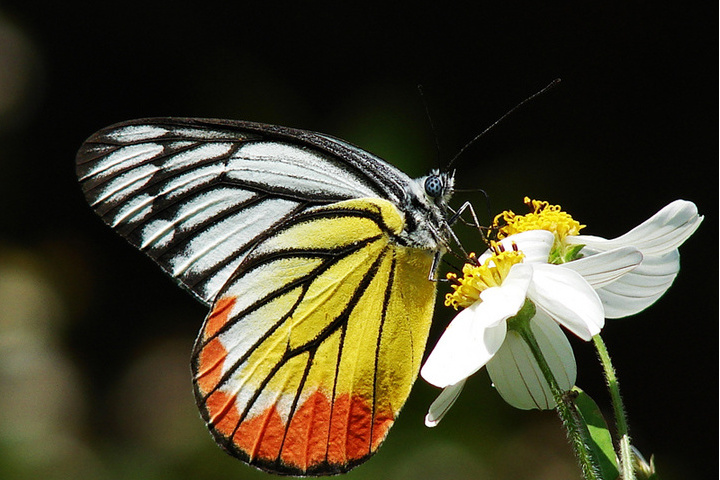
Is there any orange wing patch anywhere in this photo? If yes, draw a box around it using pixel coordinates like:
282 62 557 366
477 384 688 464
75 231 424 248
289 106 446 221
281 390 332 469
195 297 235 394
190 199 437 475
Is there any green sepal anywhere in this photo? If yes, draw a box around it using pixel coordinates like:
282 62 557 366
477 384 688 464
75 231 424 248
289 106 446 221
506 299 536 333
564 243 586 262
548 242 585 264
572 387 620 480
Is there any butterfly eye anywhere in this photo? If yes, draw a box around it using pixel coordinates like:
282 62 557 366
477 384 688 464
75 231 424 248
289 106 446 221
424 174 444 198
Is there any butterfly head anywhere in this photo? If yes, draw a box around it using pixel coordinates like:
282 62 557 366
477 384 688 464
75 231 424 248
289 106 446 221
394 169 456 252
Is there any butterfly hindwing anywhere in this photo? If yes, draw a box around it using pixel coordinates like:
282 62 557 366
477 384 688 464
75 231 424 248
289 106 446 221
192 198 437 475
75 118 413 305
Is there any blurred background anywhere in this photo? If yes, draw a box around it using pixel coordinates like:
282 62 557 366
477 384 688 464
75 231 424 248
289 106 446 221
0 2 715 479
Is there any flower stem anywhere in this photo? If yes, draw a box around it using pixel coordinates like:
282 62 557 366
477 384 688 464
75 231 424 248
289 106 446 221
515 319 603 480
593 334 635 480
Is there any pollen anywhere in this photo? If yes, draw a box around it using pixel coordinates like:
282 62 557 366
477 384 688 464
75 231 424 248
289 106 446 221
493 197 585 241
444 245 525 310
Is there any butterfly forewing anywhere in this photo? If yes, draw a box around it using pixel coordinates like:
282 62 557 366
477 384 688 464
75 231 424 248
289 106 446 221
192 198 437 475
76 118 410 305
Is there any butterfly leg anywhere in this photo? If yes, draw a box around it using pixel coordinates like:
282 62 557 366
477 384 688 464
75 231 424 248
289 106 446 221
447 201 483 232
427 250 446 282
428 201 476 282
448 201 493 246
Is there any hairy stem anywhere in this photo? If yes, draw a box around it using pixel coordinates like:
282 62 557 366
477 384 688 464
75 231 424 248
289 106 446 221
593 334 635 480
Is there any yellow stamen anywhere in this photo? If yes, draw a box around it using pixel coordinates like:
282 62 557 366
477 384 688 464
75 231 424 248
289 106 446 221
493 197 584 240
491 197 586 264
445 245 525 310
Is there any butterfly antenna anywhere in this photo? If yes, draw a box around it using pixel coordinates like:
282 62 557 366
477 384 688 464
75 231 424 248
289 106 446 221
445 78 562 170
417 84 443 166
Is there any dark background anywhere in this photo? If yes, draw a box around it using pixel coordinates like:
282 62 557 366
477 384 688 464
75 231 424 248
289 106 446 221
0 2 716 480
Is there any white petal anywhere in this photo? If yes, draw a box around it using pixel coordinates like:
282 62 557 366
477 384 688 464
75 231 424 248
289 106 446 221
479 230 554 264
478 263 533 320
425 379 466 427
568 200 703 256
486 312 576 410
421 264 535 387
532 311 577 390
527 264 604 341
421 309 508 388
598 249 680 318
562 246 643 288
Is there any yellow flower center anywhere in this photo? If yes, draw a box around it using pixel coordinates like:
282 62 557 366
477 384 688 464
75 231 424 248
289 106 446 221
445 245 525 310
492 197 586 264
494 197 585 240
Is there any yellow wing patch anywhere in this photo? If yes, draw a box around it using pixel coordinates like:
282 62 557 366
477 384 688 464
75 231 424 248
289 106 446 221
191 198 437 475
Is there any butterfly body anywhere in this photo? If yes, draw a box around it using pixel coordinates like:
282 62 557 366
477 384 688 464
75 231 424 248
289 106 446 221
77 118 454 475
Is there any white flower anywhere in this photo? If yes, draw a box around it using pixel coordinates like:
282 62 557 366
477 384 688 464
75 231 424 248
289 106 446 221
421 230 643 424
421 199 702 426
565 200 703 318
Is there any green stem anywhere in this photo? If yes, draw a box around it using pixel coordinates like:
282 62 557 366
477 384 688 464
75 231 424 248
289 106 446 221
513 314 603 480
593 334 635 480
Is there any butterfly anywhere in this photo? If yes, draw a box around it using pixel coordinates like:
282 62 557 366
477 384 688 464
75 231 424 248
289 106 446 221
76 117 459 475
